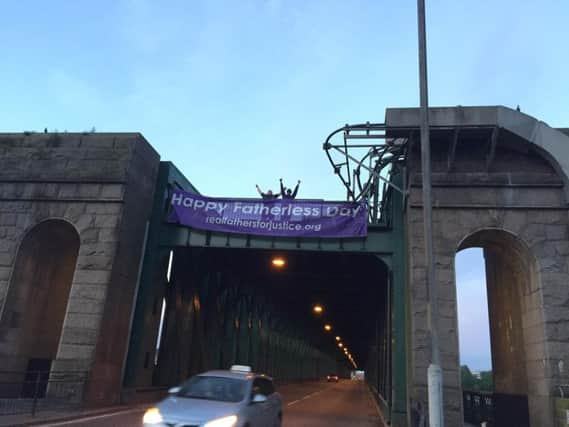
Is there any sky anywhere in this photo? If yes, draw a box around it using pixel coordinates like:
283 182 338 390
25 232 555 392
2 0 568 372
456 249 491 371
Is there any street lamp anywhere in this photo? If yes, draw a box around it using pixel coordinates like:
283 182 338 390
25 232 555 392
313 304 324 315
417 0 444 425
338 343 343 348
335 336 341 342
324 324 332 332
271 257 286 268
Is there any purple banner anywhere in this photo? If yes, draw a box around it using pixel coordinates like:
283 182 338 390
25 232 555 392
167 190 367 238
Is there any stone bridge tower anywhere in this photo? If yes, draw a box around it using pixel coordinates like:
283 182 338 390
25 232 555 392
0 132 160 405
388 106 569 426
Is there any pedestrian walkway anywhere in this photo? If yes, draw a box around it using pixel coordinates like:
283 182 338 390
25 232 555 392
0 404 148 427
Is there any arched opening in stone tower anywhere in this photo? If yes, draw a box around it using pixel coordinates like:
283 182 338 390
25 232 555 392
0 220 80 396
455 229 544 427
455 247 492 387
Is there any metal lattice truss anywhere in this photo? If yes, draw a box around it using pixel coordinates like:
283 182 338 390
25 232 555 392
323 123 409 223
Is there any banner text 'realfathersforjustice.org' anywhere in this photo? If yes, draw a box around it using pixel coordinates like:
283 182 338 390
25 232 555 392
205 216 323 231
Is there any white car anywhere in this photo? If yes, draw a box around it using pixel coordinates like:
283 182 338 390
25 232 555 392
143 366 282 427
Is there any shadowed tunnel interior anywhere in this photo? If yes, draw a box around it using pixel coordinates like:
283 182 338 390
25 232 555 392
149 247 390 395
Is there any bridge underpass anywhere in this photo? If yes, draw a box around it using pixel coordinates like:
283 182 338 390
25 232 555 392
122 161 408 425
151 247 388 388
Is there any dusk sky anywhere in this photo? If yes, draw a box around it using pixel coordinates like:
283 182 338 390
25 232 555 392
2 0 567 371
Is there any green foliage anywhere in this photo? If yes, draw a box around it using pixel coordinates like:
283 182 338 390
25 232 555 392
461 365 476 390
461 365 493 392
479 370 493 392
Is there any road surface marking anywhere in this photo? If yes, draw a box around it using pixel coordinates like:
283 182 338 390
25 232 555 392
36 408 143 426
286 385 334 406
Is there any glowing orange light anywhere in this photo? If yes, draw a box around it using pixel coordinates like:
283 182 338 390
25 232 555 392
324 324 332 332
271 257 286 268
338 343 343 348
313 305 324 314
335 336 341 341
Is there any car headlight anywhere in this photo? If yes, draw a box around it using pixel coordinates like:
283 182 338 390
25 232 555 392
143 407 163 424
203 415 238 427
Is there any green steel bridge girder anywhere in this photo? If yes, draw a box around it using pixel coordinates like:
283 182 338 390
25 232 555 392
124 162 408 426
158 223 397 256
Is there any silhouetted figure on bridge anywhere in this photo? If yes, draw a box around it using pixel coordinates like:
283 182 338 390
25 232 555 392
256 184 280 200
280 178 301 199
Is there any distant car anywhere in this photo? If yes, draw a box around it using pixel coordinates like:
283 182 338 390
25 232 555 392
326 374 339 383
143 365 282 427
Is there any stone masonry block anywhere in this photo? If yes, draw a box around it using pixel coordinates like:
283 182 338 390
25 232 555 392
0 202 33 213
553 241 569 256
15 214 34 231
0 214 16 226
77 184 102 198
501 210 529 233
546 342 569 360
531 240 557 259
442 369 461 389
64 204 86 222
69 284 107 301
0 253 13 267
539 257 564 273
73 270 112 284
98 228 120 243
67 298 105 315
545 225 569 241
79 242 117 257
531 211 567 225
58 343 95 360
50 358 91 373
545 321 569 342
0 267 12 281
48 203 67 217
100 184 124 199
64 313 103 330
85 203 122 215
60 327 98 346
58 184 78 198
76 255 114 270
93 215 120 228
80 228 99 243
75 214 95 232
541 274 569 294
522 223 547 244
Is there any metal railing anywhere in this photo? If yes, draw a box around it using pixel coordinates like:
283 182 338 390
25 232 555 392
463 390 494 426
0 370 87 416
463 391 530 427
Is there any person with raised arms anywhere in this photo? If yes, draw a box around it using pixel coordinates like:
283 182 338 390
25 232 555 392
280 178 301 199
255 183 280 200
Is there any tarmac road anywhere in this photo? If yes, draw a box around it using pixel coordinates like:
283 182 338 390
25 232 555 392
33 380 385 427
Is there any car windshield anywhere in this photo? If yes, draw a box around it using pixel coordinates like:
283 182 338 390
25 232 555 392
177 376 247 403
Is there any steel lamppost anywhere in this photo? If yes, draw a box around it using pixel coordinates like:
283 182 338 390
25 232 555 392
417 0 443 425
